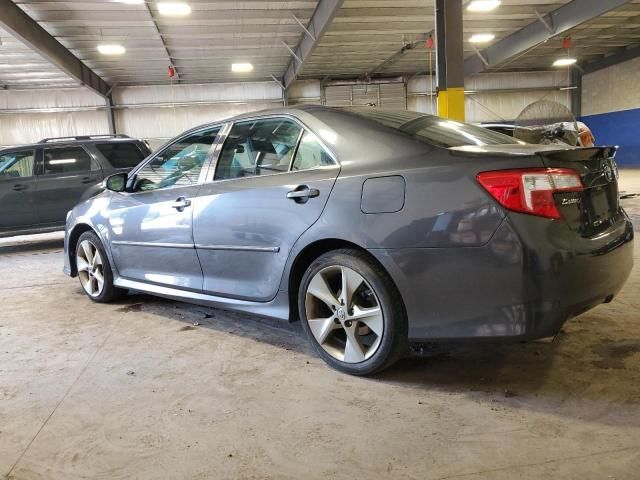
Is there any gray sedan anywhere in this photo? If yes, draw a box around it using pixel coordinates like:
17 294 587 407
63 106 634 375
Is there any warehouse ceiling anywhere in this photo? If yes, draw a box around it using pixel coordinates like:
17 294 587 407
0 0 639 90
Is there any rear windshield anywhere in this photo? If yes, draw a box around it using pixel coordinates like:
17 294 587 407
95 142 147 169
345 108 520 148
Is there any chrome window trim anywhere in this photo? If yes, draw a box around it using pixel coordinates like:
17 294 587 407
201 122 232 183
205 114 338 184
202 164 339 185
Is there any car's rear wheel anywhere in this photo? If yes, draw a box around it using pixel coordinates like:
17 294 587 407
76 231 125 303
299 248 407 375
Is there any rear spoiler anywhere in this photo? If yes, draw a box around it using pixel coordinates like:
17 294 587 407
541 146 618 162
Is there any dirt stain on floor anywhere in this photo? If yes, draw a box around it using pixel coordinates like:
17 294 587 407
591 339 640 369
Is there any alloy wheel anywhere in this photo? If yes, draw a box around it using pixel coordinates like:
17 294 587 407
76 239 105 298
304 265 384 363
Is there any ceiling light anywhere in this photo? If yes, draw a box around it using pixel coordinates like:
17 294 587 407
232 63 254 73
553 58 577 67
117 0 144 4
467 1 501 12
97 44 126 55
158 2 191 16
469 33 495 43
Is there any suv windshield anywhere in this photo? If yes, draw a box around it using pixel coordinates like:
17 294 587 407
344 108 520 148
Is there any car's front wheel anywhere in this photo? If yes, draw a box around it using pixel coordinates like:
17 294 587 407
299 249 407 375
75 231 125 303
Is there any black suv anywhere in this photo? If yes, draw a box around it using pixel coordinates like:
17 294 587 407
0 134 151 238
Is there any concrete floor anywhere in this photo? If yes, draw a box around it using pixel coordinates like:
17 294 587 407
1 172 640 480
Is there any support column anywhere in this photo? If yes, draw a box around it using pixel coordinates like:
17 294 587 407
570 68 582 119
106 95 116 135
435 0 465 121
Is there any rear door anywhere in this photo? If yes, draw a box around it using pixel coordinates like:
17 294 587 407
35 145 103 225
0 149 39 231
193 117 339 302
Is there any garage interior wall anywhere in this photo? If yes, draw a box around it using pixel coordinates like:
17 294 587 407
582 57 640 167
409 71 571 121
0 72 573 147
113 82 284 149
0 81 285 148
0 88 108 146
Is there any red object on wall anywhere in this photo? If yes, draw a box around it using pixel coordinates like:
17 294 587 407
426 35 434 50
167 65 175 78
562 37 571 50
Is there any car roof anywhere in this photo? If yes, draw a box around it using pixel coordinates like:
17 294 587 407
178 105 434 138
0 135 143 153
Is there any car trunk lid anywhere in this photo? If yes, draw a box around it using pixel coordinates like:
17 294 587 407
540 146 620 237
451 144 622 237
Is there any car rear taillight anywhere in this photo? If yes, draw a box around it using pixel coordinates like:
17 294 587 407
476 168 584 219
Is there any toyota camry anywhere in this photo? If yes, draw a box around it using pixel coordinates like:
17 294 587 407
63 106 634 375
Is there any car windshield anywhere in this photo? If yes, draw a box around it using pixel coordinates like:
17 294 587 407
344 108 520 147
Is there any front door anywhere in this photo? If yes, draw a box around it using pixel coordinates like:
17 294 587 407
108 126 220 291
193 119 339 302
35 145 103 225
0 149 39 232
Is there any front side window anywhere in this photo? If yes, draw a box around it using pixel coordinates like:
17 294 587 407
0 151 35 178
95 142 147 169
215 118 302 180
292 132 334 171
135 127 219 191
43 146 93 175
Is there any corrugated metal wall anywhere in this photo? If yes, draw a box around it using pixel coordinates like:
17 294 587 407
408 71 571 122
0 72 573 146
324 81 406 109
0 82 284 148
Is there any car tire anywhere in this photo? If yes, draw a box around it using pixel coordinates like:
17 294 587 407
298 248 407 375
75 231 126 303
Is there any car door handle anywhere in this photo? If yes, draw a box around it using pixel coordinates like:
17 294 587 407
287 185 320 203
81 176 97 184
171 197 192 212
12 184 27 191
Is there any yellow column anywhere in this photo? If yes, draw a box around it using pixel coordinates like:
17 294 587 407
437 87 465 121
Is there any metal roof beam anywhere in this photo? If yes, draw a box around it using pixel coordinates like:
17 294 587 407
464 0 633 76
0 0 111 97
366 31 434 78
582 43 640 75
282 0 344 90
144 3 179 82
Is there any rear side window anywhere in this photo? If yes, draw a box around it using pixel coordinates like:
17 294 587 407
0 151 35 178
42 146 94 175
95 142 146 169
292 132 334 171
402 117 520 147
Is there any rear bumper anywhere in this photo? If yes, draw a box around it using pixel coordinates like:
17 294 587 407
370 214 634 342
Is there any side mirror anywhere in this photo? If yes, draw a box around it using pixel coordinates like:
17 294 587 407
104 172 128 192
